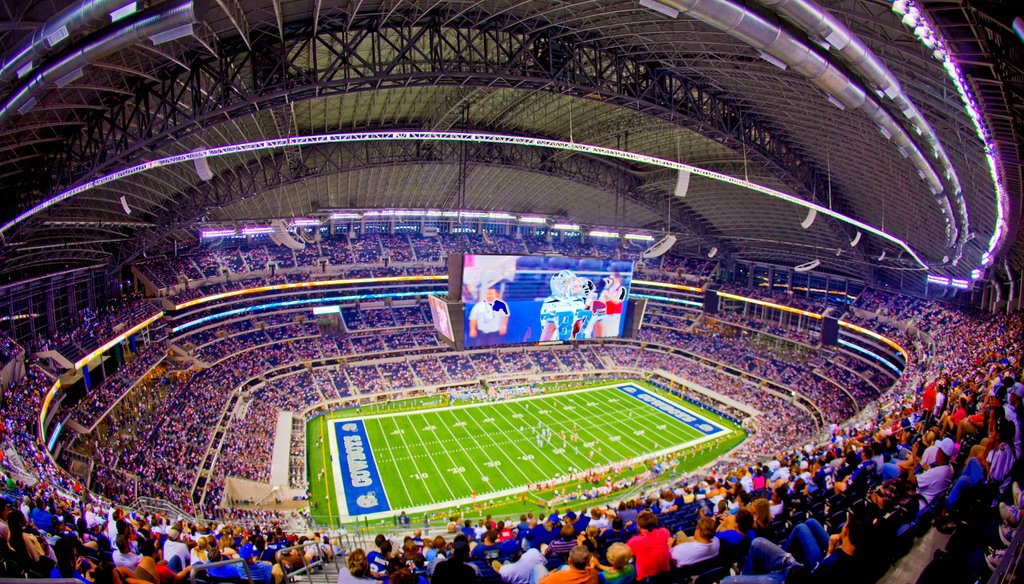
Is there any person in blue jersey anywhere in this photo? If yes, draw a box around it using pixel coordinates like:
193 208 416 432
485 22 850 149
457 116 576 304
468 286 510 346
367 535 392 582
540 271 591 341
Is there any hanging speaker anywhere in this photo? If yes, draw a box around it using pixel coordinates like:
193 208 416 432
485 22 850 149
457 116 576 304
194 156 213 181
800 208 817 229
119 195 131 215
674 170 691 198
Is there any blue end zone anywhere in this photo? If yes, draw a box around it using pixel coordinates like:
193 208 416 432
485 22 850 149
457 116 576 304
333 420 391 515
617 384 724 436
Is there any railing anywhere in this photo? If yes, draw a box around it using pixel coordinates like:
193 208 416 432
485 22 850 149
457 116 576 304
272 541 340 584
189 558 252 584
130 496 202 525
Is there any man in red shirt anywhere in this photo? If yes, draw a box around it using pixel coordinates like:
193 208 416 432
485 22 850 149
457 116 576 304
922 382 937 424
626 511 671 580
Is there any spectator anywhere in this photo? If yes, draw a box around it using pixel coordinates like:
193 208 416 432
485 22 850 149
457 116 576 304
430 540 478 583
626 511 670 580
670 517 720 568
538 545 597 584
492 548 548 584
339 549 378 583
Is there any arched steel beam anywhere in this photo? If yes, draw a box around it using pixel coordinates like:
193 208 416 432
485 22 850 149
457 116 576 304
87 138 724 272
30 8 848 237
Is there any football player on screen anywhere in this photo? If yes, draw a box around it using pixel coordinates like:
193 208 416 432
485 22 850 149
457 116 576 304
540 270 593 341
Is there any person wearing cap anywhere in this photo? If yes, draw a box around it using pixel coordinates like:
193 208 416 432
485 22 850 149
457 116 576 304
162 527 188 571
909 438 956 510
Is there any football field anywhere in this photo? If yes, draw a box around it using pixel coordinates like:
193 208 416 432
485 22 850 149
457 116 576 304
311 381 745 518
312 381 744 520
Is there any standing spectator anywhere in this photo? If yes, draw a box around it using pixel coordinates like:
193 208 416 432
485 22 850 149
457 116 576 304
626 511 670 580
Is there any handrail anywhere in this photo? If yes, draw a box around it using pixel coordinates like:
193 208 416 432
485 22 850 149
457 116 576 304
189 558 252 584
273 541 337 584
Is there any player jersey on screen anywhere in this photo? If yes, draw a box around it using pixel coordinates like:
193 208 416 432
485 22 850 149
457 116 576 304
540 297 591 340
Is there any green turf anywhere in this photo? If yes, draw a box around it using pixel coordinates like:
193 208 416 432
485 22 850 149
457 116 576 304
308 380 745 525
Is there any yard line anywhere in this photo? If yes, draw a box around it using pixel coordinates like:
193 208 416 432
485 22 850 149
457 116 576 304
372 416 427 509
402 409 461 502
467 399 551 485
484 399 558 480
560 389 690 456
435 408 519 493
407 408 478 497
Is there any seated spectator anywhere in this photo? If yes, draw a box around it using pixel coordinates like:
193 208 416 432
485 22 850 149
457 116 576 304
132 537 191 584
339 549 378 583
722 502 873 584
909 437 955 509
114 535 142 570
51 537 92 584
538 545 598 584
716 508 755 560
492 548 547 584
545 524 578 558
430 539 478 583
670 517 720 568
626 511 670 580
592 543 634 584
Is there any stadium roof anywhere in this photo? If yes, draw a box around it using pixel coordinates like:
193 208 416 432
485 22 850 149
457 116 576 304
0 0 1019 287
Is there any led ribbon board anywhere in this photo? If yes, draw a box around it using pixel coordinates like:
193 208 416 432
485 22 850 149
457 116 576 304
3 131 930 268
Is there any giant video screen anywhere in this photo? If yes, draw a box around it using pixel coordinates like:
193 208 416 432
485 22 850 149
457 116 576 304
461 255 634 347
427 295 455 344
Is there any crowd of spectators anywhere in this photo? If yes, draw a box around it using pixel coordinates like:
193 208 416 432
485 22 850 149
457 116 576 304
0 330 23 364
136 230 720 303
9 245 1024 582
71 344 166 428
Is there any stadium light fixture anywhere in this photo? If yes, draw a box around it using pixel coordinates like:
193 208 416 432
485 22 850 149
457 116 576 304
200 228 236 238
518 216 547 224
174 274 449 310
624 233 655 241
639 0 680 18
633 280 703 293
0 131 934 270
926 274 951 286
950 278 970 289
241 226 273 235
589 230 619 238
329 212 361 220
290 218 320 227
109 2 137 22
837 339 903 375
553 223 580 231
889 0 1007 269
74 311 164 370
